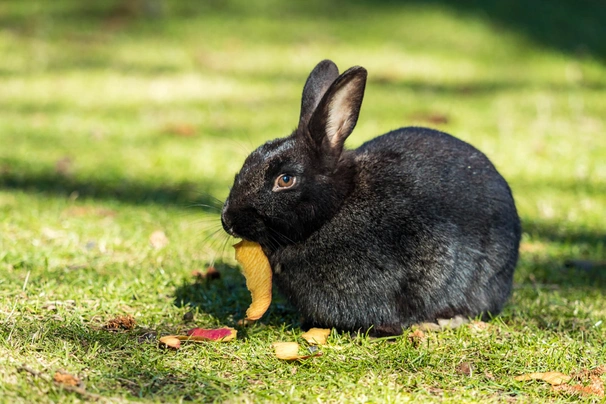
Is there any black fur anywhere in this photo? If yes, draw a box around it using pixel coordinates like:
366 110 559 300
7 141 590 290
221 60 521 336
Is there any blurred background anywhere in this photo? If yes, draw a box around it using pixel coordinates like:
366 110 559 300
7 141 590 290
0 1 605 400
0 0 604 285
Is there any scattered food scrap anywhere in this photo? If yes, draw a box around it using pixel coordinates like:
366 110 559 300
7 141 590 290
301 328 331 345
186 327 237 342
159 336 181 350
158 327 237 350
272 342 322 361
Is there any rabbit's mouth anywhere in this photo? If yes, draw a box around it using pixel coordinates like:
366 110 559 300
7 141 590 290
221 202 265 242
221 216 239 238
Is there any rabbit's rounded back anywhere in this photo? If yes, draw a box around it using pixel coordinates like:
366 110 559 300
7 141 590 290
222 60 521 335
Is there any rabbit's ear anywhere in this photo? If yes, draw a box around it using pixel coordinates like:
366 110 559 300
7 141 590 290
308 66 367 155
299 60 340 127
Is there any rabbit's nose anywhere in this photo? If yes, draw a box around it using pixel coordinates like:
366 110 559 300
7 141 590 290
221 201 236 236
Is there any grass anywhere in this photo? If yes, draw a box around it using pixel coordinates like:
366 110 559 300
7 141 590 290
0 0 605 402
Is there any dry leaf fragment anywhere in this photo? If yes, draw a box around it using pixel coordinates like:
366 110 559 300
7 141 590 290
553 375 604 397
150 230 169 249
234 240 272 320
104 315 136 331
272 342 322 361
554 366 606 397
408 329 426 347
159 336 181 349
301 328 331 345
515 372 571 386
456 362 473 377
54 371 80 387
185 327 237 342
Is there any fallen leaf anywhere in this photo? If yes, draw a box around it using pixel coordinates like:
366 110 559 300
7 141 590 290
158 328 237 350
553 366 606 398
515 372 571 386
104 315 136 331
159 336 181 349
408 328 426 347
54 371 80 386
301 328 330 345
234 240 272 320
553 375 604 397
573 365 606 379
150 230 169 249
272 342 322 361
456 362 473 377
185 327 237 342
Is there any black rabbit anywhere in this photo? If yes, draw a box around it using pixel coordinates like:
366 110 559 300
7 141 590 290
221 60 521 336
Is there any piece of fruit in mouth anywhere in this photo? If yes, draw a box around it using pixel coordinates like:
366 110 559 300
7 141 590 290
234 240 272 320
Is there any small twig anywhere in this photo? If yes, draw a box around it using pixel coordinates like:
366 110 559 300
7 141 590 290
18 364 103 402
18 364 47 380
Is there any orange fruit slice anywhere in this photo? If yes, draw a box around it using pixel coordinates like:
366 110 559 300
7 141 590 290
234 240 272 320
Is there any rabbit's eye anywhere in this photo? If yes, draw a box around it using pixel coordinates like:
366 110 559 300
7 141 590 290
273 174 297 191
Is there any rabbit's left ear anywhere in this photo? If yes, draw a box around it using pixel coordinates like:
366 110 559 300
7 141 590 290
307 66 367 156
299 60 340 128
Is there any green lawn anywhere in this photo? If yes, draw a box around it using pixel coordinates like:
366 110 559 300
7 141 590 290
1 1 605 402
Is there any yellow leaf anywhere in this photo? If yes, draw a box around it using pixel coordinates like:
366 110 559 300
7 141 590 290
301 328 331 345
234 240 272 320
515 372 571 386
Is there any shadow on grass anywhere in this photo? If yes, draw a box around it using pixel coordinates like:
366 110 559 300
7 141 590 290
354 0 606 62
173 262 300 331
9 319 235 401
1 0 605 62
0 170 223 213
171 217 604 332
